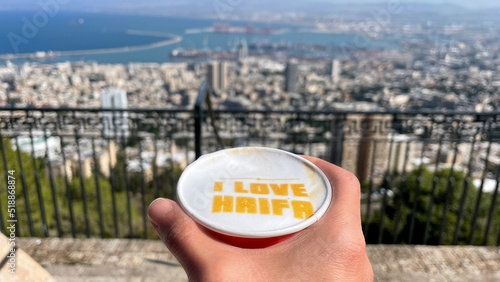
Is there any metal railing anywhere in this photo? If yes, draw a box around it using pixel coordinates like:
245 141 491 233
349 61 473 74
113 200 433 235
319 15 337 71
0 107 195 239
0 84 499 245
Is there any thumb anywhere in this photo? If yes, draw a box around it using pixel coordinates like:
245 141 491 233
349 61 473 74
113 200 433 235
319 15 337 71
147 198 221 272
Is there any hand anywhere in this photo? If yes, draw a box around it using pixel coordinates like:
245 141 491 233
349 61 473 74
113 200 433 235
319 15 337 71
148 156 373 281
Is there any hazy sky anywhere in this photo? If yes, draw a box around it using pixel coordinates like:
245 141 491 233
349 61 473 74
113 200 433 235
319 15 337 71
342 0 500 8
335 0 499 8
1 0 499 10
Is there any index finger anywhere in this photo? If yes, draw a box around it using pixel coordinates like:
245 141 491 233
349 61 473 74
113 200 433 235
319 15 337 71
301 156 362 232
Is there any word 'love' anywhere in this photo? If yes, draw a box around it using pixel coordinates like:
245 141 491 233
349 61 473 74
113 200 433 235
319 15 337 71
211 181 314 219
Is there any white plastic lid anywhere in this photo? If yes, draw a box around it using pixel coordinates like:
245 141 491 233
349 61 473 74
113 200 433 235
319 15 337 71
177 147 332 238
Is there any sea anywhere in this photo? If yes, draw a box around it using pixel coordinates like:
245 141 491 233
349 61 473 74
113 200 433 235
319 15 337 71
0 11 400 65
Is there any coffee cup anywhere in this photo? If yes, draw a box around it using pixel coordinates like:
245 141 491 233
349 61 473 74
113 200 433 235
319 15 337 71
177 147 332 248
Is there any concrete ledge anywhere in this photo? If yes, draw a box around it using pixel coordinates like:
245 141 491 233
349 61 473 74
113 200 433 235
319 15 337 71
0 234 55 281
17 238 187 282
16 238 500 282
368 245 500 281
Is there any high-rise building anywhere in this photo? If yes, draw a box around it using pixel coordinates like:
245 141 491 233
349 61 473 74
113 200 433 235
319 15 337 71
101 88 129 138
238 59 248 75
5 88 12 106
207 61 219 91
237 38 248 60
218 61 228 90
207 61 228 91
285 59 300 93
331 114 393 184
330 59 341 85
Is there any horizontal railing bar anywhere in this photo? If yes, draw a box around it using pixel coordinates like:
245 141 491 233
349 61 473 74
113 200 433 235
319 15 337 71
1 107 500 117
0 107 193 113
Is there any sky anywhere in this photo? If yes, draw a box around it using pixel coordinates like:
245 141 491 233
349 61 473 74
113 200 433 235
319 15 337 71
1 0 498 11
327 0 499 8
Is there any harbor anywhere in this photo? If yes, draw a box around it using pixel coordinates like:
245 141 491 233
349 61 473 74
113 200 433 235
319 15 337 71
0 30 182 61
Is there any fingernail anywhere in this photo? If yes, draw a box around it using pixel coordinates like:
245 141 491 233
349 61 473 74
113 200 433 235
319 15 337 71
147 198 174 226
149 197 166 209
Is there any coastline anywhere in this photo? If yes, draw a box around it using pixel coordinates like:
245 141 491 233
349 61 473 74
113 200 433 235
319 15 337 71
0 30 183 61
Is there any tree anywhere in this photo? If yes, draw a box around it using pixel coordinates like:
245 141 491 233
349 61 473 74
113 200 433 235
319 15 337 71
364 168 500 245
0 138 154 239
0 138 55 237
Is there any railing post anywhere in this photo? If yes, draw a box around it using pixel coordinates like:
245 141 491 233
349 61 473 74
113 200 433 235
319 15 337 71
194 104 201 159
195 82 208 159
329 113 346 166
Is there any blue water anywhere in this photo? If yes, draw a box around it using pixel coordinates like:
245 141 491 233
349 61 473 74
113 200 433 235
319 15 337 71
0 11 399 64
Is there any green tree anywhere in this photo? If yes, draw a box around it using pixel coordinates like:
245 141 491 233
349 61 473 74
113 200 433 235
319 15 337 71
0 138 55 237
364 168 500 245
108 142 184 238
65 176 142 238
0 138 157 239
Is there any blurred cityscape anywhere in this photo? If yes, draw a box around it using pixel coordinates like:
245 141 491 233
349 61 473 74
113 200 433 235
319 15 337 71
1 12 500 111
1 7 499 177
0 1 499 244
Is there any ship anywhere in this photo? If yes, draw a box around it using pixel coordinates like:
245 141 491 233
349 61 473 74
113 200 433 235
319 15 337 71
170 48 210 59
213 23 285 34
29 51 58 60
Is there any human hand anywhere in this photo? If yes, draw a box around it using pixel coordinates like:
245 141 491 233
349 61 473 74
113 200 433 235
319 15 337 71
148 156 373 281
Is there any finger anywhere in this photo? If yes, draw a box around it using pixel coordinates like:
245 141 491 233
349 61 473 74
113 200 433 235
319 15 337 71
147 198 229 272
301 156 362 231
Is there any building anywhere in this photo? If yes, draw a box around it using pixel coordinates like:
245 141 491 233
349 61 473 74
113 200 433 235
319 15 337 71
219 61 228 90
329 59 341 85
207 61 219 91
11 133 60 159
285 59 300 93
207 61 228 91
331 114 393 183
101 88 129 138
237 38 248 60
387 133 416 175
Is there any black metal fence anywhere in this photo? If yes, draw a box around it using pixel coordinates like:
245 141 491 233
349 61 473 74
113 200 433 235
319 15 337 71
1 83 499 245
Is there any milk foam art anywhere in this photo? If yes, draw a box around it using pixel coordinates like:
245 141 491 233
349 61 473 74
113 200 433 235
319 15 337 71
176 147 332 248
